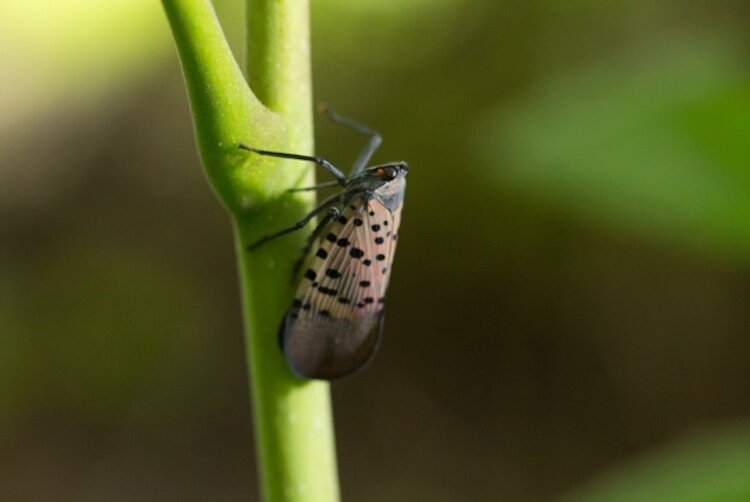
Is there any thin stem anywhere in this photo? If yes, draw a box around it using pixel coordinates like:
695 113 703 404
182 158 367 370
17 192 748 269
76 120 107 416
239 2 339 499
235 225 340 502
162 0 283 213
247 0 313 150
161 0 340 500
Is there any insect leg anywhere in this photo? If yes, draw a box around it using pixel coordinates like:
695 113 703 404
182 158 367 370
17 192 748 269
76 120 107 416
239 143 347 185
318 103 381 176
291 206 340 278
287 180 341 193
247 193 341 251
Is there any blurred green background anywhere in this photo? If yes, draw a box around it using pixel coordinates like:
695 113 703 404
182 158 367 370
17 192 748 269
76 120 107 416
2 1 750 500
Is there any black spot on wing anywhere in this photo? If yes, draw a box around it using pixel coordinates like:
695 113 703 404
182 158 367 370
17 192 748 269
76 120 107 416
317 285 338 296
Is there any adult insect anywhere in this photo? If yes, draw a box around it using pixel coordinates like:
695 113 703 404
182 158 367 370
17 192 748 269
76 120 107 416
240 106 408 380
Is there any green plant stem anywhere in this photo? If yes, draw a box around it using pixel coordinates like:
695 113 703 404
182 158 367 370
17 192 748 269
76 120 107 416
235 226 339 502
161 0 339 500
247 0 312 148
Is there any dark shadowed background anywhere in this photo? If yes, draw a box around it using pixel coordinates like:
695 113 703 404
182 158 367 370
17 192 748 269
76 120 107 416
2 1 750 500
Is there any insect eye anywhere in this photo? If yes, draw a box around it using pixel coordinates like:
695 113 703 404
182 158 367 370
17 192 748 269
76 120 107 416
376 167 397 180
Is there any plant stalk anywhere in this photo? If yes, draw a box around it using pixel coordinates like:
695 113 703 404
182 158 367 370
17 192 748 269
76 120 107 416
161 0 340 500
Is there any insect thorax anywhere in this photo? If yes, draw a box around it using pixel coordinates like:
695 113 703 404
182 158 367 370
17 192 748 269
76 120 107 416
373 177 406 211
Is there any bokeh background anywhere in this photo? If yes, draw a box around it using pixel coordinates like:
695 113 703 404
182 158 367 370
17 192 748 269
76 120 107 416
2 1 750 500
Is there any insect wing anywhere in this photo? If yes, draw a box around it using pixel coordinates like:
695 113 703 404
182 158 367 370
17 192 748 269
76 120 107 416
283 197 402 379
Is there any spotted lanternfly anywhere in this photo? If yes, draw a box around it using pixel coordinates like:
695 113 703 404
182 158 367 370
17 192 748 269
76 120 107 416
240 106 407 380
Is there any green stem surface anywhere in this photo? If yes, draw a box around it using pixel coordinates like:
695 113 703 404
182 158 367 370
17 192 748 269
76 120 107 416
161 0 340 500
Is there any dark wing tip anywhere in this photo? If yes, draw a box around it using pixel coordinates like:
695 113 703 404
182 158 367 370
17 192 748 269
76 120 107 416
282 311 385 380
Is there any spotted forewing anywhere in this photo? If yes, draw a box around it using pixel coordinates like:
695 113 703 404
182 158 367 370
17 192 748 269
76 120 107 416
284 195 403 379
